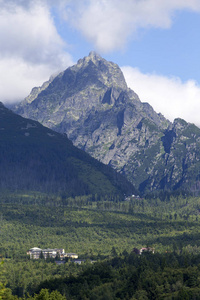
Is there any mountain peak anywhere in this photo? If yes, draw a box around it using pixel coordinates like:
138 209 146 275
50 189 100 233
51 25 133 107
12 52 200 195
70 51 127 91
74 51 105 68
89 50 102 59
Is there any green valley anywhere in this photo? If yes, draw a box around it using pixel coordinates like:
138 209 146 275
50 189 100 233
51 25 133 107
2 192 200 298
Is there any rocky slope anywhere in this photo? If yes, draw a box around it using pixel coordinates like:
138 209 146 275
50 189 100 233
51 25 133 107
13 52 200 194
0 102 135 197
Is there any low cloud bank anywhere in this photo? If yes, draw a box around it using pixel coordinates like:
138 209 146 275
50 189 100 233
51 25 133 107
122 66 200 127
0 1 73 104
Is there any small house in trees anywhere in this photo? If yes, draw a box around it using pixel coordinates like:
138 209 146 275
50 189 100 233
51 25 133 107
139 247 155 255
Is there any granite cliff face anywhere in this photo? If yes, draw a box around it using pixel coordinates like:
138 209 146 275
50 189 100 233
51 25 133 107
14 52 200 194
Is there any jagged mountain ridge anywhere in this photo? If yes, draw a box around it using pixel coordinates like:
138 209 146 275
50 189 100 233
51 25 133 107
0 102 135 197
13 52 200 194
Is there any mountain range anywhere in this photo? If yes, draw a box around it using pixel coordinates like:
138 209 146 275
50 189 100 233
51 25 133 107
0 102 135 197
13 51 200 195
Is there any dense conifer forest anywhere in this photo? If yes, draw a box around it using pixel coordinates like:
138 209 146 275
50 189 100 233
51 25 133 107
1 192 200 298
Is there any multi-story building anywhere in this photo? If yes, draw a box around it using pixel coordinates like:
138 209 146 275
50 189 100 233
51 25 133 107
27 247 77 260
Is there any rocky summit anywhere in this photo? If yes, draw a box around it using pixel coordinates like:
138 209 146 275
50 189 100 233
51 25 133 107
13 52 200 195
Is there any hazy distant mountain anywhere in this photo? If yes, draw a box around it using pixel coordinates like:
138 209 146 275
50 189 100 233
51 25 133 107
0 102 135 197
13 52 200 195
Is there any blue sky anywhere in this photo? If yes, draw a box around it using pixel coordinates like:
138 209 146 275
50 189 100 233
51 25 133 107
64 9 200 81
1 0 200 126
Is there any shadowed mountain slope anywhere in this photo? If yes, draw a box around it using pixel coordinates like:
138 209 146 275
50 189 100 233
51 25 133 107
0 102 135 197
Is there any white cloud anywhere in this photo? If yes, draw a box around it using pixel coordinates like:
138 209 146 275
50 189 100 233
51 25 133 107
1 0 200 106
122 66 200 127
0 58 60 104
64 0 200 52
0 1 73 104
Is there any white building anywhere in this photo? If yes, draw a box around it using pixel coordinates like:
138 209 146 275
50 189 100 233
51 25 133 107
27 247 78 260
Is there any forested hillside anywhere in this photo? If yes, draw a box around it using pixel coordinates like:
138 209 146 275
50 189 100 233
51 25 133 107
0 102 135 197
